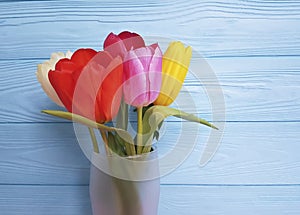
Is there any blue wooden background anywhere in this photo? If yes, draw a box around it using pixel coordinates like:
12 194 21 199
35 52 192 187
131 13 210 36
1 0 300 214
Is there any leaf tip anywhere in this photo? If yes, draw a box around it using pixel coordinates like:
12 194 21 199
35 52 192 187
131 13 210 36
41 110 49 114
211 124 219 130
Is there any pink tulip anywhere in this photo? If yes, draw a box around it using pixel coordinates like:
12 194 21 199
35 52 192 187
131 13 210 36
123 43 162 107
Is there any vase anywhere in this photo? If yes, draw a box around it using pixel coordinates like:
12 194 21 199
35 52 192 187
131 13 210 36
89 149 160 215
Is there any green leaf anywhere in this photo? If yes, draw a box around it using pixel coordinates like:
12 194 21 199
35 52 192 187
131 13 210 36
114 131 136 156
141 105 218 153
116 100 128 130
107 131 117 152
157 121 164 130
107 132 126 156
42 110 136 155
153 130 160 141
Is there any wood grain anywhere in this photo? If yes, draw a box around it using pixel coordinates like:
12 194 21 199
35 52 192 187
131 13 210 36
1 1 300 59
0 185 92 215
0 185 299 215
1 0 300 214
0 122 299 185
1 57 299 122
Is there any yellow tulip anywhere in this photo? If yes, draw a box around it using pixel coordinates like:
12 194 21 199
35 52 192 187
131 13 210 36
154 41 192 106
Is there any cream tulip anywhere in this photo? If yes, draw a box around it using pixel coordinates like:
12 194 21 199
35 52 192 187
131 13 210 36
36 51 72 106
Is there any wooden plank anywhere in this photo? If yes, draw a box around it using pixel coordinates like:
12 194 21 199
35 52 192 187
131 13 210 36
0 184 300 215
0 122 299 185
0 57 299 122
0 185 92 215
1 1 300 59
1 1 299 214
160 185 300 215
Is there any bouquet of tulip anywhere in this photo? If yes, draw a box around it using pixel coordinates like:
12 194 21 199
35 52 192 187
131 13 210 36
36 31 217 215
37 31 216 156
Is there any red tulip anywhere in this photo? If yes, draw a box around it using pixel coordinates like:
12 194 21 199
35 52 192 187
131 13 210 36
103 31 145 58
36 51 73 107
48 48 123 123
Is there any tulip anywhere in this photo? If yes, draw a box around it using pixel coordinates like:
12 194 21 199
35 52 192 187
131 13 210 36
104 31 163 107
154 41 192 106
36 51 72 106
48 48 123 124
123 43 162 107
103 31 145 58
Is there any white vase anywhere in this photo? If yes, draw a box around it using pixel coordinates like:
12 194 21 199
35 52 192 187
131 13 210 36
89 149 160 215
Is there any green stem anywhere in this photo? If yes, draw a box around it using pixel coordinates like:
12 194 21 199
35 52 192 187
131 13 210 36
88 127 99 153
137 107 143 154
99 129 111 155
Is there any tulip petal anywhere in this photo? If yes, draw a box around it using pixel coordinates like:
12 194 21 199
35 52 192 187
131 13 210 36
45 48 123 124
103 32 127 58
71 48 97 69
167 44 192 105
50 52 65 63
148 44 162 104
132 46 153 71
72 51 113 122
48 70 75 112
48 49 97 116
123 44 162 107
73 61 106 122
72 51 123 123
123 50 147 107
36 51 73 107
154 41 192 106
36 64 64 107
103 31 146 58
103 33 122 49
100 56 123 122
92 51 114 68
118 31 145 51
55 58 78 73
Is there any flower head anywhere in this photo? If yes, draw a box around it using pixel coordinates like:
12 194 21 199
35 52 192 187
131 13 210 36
123 43 162 107
154 41 192 106
36 51 72 106
103 31 145 58
48 49 123 123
